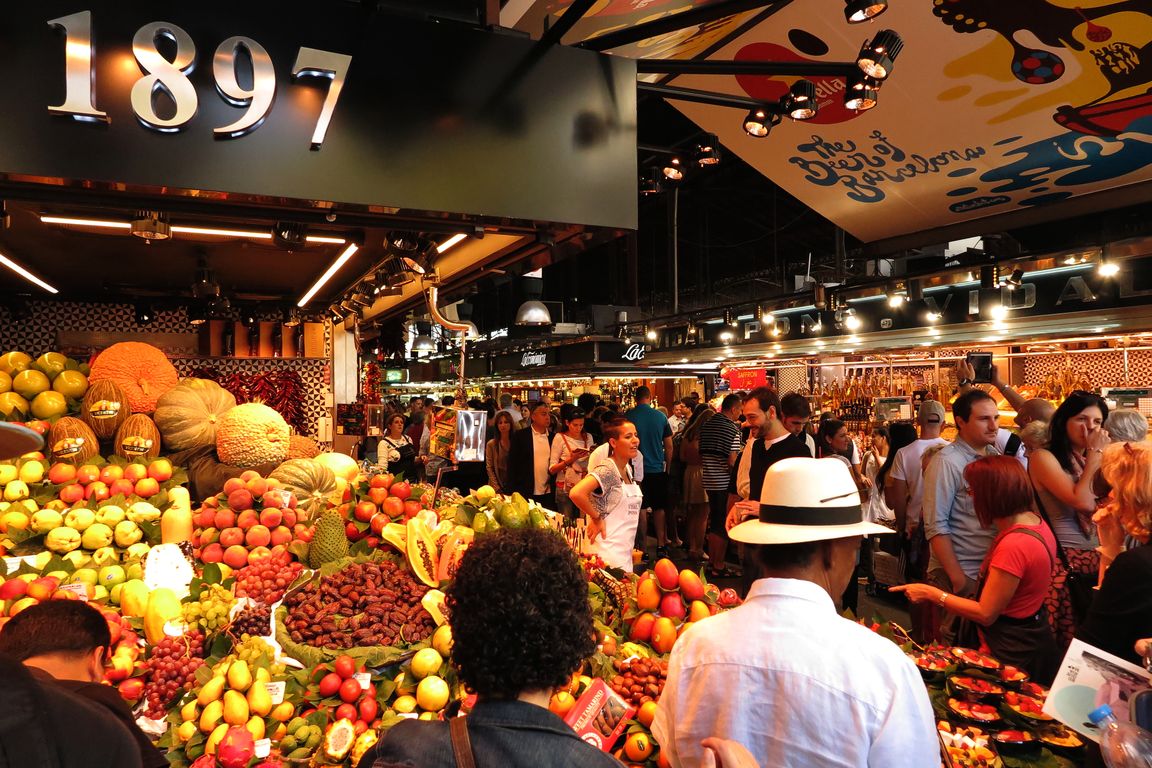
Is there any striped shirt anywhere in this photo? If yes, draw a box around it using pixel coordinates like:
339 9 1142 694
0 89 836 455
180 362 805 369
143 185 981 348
699 416 742 491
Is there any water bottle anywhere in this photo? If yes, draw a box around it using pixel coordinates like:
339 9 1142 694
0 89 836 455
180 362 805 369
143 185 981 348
1089 704 1152 767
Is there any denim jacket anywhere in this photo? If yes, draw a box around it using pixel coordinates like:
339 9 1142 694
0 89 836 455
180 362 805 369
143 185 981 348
357 699 623 768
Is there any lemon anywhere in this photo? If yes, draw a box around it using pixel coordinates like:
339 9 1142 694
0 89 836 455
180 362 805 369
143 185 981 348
416 676 450 712
431 625 453 658
410 648 443 679
393 695 418 714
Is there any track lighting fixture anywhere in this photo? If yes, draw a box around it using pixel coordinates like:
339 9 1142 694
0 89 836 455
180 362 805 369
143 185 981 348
662 157 684 181
131 210 170 241
784 80 819 120
349 290 373 308
742 106 780 137
640 169 664 196
694 133 721 166
1005 267 1025 288
282 305 301 326
192 258 220 300
844 0 887 23
857 29 903 80
134 302 155 325
844 71 880 111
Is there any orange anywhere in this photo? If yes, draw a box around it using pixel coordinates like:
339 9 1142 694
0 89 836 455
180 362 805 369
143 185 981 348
548 691 575 718
624 732 654 762
637 700 658 728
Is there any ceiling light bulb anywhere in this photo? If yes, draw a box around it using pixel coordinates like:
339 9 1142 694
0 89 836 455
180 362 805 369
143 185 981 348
1098 259 1120 277
845 315 862 331
857 29 903 80
887 294 906 308
844 0 888 23
785 80 819 120
988 304 1008 320
694 133 721 166
662 157 684 181
844 71 880 111
742 106 779 137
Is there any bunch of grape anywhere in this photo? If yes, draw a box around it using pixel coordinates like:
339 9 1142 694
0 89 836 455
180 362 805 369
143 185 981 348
141 632 206 719
234 549 303 604
233 634 287 676
231 603 271 639
181 583 237 632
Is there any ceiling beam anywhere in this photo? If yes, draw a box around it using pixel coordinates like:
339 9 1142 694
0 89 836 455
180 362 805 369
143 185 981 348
637 59 857 76
536 0 598 48
579 0 786 52
638 82 765 110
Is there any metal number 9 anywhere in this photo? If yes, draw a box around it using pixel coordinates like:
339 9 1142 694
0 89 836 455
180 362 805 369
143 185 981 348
213 36 276 139
131 21 198 132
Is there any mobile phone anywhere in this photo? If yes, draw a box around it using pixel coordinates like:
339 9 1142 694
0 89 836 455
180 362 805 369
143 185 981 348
966 352 993 384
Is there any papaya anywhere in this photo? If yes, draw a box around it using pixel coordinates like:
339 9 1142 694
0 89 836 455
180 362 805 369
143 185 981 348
421 589 447 626
119 579 150 618
406 518 439 587
143 587 182 644
161 486 193 544
435 527 474 582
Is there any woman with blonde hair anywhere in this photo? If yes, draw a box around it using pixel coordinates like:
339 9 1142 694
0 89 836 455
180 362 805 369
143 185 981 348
1077 441 1152 666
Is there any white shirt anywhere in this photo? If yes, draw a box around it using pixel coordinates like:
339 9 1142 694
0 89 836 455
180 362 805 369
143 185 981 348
995 427 1028 467
531 427 551 495
667 414 686 434
550 432 594 490
652 578 938 768
589 442 644 483
890 437 950 533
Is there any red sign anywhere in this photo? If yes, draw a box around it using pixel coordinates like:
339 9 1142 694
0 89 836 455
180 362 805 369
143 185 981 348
723 368 767 390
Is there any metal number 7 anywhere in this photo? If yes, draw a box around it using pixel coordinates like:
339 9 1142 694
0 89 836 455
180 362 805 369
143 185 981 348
291 47 352 150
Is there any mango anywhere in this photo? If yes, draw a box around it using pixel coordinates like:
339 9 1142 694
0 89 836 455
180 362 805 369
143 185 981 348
177 720 198 743
200 699 224 733
246 677 272 717
226 659 252 692
270 701 295 722
205 723 229 755
118 579 149 617
222 689 249 726
244 715 265 741
143 587 182 644
197 675 227 707
181 698 199 723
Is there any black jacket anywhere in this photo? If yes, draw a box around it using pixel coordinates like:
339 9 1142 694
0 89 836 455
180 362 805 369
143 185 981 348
506 427 553 498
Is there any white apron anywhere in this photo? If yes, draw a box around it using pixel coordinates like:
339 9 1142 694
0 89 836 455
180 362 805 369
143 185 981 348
594 471 644 571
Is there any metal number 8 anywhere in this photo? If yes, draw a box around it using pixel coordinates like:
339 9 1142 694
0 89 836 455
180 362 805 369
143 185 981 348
131 21 198 132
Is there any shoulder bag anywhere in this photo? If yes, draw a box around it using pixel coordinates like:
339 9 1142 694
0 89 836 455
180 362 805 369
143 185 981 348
449 716 478 768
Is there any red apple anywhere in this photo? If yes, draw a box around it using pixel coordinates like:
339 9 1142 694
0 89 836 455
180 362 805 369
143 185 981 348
403 500 422 519
76 465 100 485
133 477 160 498
353 501 377 523
99 465 124 485
117 677 145 703
389 482 411 501
58 483 85 504
47 463 77 485
382 497 404 519
147 458 173 482
345 521 364 541
85 481 110 501
122 464 148 483
368 487 389 506
370 473 394 490
369 514 387 534
109 479 135 497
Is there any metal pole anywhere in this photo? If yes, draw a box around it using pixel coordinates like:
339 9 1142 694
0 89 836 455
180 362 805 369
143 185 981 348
672 187 680 315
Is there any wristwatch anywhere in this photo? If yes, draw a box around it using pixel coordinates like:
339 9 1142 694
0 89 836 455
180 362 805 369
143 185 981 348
957 378 973 387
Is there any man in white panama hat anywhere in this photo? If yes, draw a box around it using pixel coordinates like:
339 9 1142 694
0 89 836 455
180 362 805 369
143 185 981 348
652 457 937 768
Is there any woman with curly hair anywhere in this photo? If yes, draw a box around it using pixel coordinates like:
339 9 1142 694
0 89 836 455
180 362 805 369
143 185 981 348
357 529 618 768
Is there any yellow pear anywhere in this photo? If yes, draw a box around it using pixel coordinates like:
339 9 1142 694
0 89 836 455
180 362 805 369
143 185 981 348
270 701 295 722
254 667 271 685
245 715 265 741
222 689 249 726
180 699 199 723
226 659 253 692
205 723 229 755
199 699 223 734
176 721 197 743
197 675 227 707
247 678 272 717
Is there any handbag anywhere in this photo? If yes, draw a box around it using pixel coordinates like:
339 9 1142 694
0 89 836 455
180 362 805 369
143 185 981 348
450 716 478 768
1031 491 1098 625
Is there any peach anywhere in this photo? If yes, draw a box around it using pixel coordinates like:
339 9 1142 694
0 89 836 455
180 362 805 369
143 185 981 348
259 508 282 528
219 527 244 547
213 509 236 529
245 525 271 548
202 495 219 509
122 464 148 482
269 525 293 546
109 479 135 497
199 527 219 545
133 478 160 498
236 509 259 530
228 489 254 512
239 469 262 483
196 508 216 528
200 543 224 563
246 546 271 564
265 477 281 489
245 477 268 497
260 491 284 510
47 463 77 485
222 545 249 569
59 483 85 504
147 458 172 482
282 509 297 527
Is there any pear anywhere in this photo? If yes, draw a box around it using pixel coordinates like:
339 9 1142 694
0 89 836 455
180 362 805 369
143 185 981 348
222 689 249 726
246 677 272 717
226 659 252 692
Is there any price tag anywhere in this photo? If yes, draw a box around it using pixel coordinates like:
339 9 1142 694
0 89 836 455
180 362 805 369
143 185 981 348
59 582 89 601
254 738 272 759
354 672 372 691
264 681 285 705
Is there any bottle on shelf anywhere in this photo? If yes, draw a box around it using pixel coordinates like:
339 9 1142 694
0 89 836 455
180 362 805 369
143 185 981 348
222 322 234 357
248 322 260 357
1088 704 1152 768
272 324 283 358
294 323 306 358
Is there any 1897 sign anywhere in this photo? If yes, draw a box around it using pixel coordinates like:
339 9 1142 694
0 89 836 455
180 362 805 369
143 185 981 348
48 10 350 148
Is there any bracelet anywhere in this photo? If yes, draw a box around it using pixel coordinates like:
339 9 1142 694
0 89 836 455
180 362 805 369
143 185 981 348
957 378 973 387
938 591 949 605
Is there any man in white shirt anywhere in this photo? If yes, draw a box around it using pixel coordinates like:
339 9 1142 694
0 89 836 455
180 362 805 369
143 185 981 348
889 400 950 537
654 458 937 768
507 401 555 508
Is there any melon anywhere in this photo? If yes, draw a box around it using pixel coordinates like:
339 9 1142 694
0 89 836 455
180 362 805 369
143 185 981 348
47 416 99 464
314 452 359 484
154 378 236 451
269 458 337 518
88 341 179 413
114 413 161 461
216 402 290 468
287 434 321 459
81 379 129 439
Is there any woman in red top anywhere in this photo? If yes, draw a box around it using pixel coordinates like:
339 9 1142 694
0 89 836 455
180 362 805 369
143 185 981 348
893 455 1060 683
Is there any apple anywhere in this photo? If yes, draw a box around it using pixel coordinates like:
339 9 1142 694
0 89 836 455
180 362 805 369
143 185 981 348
370 473 394 490
368 487 389 506
133 477 160 498
382 497 404 519
8 597 40 617
59 483 85 504
389 482 411 501
109 479 135 498
85 481 110 501
369 513 387 534
75 465 100 485
47 463 77 485
0 579 28 600
103 652 134 682
353 501 377 523
26 576 60 601
117 677 145 703
403 500 422 519
98 465 123 485
122 464 148 483
147 458 173 482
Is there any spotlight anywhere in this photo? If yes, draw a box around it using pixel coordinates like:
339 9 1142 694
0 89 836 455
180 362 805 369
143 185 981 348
134 302 155 325
720 331 734 342
515 300 552 326
131 210 170 241
192 259 220 299
926 311 942 323
844 0 887 23
1006 267 1024 288
273 222 307 249
887 293 906 308
349 290 373 308
640 169 664 196
282 305 301 326
401 244 436 276
329 305 347 323
843 309 862 331
784 80 819 120
243 308 258 327
694 133 721 166
844 71 880 111
857 29 903 80
988 304 1008 321
187 303 208 326
646 328 658 341
742 106 779 137
1098 258 1120 277
662 157 684 181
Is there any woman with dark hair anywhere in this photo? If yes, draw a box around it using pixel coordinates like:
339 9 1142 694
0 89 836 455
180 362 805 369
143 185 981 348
549 406 593 521
380 413 418 480
1028 390 1111 645
485 410 515 493
570 420 643 571
679 405 716 565
893 455 1060 684
816 419 870 491
357 529 617 768
877 423 919 508
863 426 893 523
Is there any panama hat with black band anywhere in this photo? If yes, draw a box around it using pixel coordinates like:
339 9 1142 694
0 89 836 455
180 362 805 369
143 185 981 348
0 422 42 462
729 457 895 545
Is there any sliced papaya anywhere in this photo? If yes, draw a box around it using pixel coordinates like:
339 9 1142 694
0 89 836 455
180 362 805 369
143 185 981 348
381 522 407 553
406 518 439 587
435 526 474 582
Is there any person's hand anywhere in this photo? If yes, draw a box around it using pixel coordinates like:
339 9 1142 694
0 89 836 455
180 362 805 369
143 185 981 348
727 500 759 530
701 737 761 768
957 360 976 383
859 475 874 490
586 515 605 543
888 582 943 604
1086 426 1110 454
1094 504 1126 553
990 363 1006 390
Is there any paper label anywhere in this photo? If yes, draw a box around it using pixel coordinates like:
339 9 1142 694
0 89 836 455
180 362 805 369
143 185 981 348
59 582 89 601
254 738 271 759
264 681 285 705
354 672 372 691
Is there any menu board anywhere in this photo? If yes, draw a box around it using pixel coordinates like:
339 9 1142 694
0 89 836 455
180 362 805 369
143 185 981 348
874 396 914 422
1101 388 1152 417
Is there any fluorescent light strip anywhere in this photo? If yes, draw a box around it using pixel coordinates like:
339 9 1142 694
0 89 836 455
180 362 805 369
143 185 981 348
42 215 346 244
437 233 467 253
0 251 58 293
298 243 359 307
41 215 129 229
170 225 271 239
306 235 347 244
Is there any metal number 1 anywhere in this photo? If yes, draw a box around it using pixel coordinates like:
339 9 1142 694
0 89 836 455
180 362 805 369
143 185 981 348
292 47 352 150
47 11 110 122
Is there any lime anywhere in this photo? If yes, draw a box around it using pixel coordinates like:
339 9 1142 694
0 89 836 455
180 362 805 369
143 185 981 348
416 676 450 712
